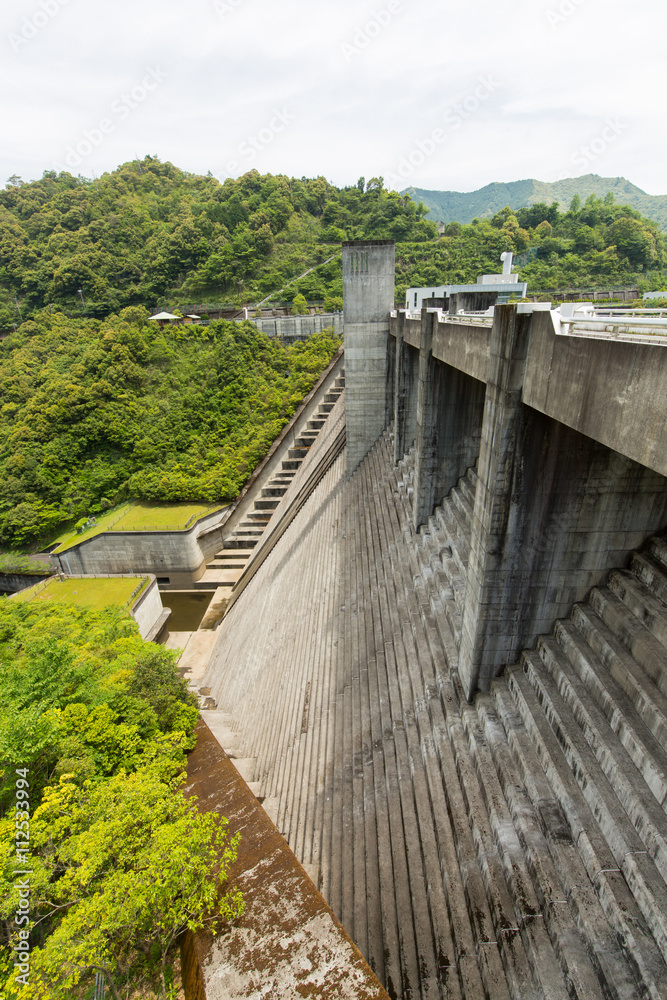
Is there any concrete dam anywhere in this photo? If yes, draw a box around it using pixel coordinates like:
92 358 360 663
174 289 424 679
201 241 667 1000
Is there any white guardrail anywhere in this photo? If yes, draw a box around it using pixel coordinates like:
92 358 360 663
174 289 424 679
392 307 667 345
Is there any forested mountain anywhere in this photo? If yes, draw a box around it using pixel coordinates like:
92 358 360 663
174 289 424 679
2 159 667 333
0 158 435 327
396 195 667 294
1 160 666 551
404 175 667 230
0 311 340 548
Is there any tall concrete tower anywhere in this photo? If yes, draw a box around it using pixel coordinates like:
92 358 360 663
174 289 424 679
342 239 395 475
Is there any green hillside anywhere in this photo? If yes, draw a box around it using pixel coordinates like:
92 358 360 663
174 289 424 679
404 176 667 231
0 312 340 549
0 159 435 327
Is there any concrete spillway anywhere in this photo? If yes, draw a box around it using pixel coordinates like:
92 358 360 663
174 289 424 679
203 395 667 1000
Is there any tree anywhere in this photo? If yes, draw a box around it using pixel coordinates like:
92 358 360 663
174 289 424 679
291 293 309 315
5 768 243 1000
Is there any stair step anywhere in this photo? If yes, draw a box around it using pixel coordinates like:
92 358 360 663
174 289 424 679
554 617 667 803
571 601 667 747
649 535 667 573
491 682 655 1000
506 660 667 997
254 498 281 510
261 486 287 497
631 551 667 606
519 651 667 963
589 587 667 698
608 569 667 650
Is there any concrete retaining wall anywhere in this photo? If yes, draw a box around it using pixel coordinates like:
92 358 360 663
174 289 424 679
0 572 52 594
250 312 342 340
131 577 167 639
51 508 231 587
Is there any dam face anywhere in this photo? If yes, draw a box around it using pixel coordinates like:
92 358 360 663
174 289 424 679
203 243 667 1000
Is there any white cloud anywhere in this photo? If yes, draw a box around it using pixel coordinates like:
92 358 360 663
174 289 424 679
0 0 664 195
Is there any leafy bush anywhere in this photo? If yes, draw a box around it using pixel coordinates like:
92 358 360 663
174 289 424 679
0 599 241 999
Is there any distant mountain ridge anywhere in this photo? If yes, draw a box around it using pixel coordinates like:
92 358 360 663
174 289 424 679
404 175 667 230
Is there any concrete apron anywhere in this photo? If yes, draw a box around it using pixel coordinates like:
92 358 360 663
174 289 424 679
182 718 390 1000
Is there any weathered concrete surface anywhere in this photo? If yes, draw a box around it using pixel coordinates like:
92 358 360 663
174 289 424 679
392 306 667 479
183 719 390 1000
131 576 168 640
413 309 442 528
343 241 395 474
0 572 52 593
391 304 667 695
431 318 491 383
202 424 667 1000
392 313 418 465
523 310 667 478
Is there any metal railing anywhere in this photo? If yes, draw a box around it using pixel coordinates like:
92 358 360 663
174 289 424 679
556 312 667 346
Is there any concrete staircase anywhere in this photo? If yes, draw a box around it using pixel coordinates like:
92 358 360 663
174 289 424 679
197 373 345 591
204 427 667 1000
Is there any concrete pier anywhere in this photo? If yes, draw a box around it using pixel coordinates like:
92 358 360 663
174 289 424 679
343 240 395 475
386 304 667 698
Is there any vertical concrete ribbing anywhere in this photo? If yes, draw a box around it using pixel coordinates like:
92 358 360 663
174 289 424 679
393 309 407 465
413 309 442 529
343 240 395 475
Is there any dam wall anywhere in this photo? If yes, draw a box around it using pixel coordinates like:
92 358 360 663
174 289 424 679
202 240 667 1000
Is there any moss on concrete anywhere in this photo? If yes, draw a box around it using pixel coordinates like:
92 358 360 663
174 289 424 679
12 575 149 611
52 502 226 554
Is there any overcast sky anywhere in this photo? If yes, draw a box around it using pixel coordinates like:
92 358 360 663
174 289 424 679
1 0 663 195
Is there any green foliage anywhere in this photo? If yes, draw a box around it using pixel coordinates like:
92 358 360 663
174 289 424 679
0 159 435 320
394 196 667 301
0 314 341 548
0 599 240 999
291 293 308 315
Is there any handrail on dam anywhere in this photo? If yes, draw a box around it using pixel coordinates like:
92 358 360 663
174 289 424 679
556 314 667 346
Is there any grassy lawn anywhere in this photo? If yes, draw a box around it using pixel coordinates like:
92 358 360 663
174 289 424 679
12 576 149 611
52 502 226 554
